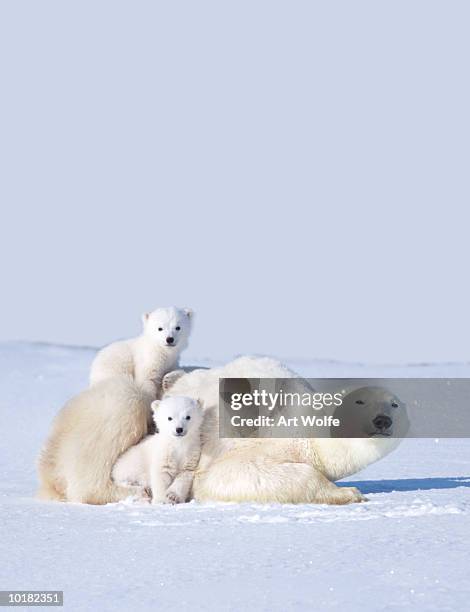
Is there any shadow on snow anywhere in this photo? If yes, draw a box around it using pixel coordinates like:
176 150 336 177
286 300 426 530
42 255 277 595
340 476 470 494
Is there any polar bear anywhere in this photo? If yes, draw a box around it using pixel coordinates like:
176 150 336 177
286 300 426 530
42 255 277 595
37 378 150 503
112 396 203 505
37 356 406 505
90 306 193 399
163 356 406 504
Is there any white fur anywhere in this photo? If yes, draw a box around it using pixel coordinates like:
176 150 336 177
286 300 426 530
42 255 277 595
37 379 149 504
112 396 203 504
163 356 405 504
38 356 405 505
89 306 193 398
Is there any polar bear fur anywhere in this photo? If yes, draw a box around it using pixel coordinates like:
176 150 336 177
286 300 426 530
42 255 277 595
163 356 404 504
89 306 192 399
112 396 203 505
37 378 149 504
38 356 403 505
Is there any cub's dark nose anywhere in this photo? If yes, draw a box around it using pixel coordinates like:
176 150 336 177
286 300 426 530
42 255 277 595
373 414 392 431
166 337 174 344
176 427 183 434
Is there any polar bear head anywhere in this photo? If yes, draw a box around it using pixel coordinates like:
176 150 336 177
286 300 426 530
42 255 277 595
333 386 410 439
142 306 193 351
151 396 203 438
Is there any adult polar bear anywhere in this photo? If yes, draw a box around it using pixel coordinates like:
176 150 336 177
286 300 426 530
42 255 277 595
165 356 404 504
38 356 404 505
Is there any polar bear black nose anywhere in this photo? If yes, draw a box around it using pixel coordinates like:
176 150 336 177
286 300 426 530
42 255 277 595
166 337 174 344
176 427 183 434
373 414 392 431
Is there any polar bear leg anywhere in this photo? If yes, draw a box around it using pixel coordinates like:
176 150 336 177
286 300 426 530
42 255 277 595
161 369 186 393
195 456 366 505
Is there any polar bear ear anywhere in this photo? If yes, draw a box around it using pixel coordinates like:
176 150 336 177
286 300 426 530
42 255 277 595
183 308 193 318
142 312 150 325
195 398 203 410
151 400 160 414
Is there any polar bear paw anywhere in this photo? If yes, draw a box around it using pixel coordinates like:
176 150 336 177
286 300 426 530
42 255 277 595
162 369 185 393
337 486 368 504
165 490 184 505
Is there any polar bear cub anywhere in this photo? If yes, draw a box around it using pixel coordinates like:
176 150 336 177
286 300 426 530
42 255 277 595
112 396 203 504
90 306 193 399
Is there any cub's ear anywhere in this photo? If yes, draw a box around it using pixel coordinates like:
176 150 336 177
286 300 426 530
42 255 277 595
183 308 193 318
151 400 160 414
142 312 150 325
195 398 203 410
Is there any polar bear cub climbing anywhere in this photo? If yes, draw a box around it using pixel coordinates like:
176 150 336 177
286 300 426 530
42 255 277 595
89 306 193 398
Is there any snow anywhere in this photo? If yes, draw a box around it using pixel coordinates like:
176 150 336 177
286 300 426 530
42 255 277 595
1 342 469 611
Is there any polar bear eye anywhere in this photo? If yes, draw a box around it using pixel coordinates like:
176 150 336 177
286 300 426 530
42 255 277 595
175 326 181 331
391 402 399 408
168 417 173 421
355 400 365 405
186 415 191 420
158 327 163 331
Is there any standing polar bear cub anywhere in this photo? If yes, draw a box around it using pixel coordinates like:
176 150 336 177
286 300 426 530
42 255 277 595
112 396 203 504
90 306 193 399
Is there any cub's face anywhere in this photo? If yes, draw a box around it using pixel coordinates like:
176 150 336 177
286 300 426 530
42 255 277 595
142 306 192 350
152 396 203 437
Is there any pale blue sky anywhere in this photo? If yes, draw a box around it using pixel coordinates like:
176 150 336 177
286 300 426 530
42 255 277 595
1 1 469 364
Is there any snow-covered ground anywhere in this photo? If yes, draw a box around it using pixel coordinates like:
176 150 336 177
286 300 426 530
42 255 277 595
1 343 469 611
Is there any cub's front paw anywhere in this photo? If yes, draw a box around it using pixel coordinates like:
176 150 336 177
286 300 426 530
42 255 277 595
162 369 185 393
165 490 184 505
